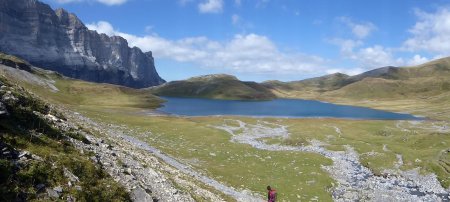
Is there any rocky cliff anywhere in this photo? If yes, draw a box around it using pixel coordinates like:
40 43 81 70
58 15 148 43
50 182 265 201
0 0 165 88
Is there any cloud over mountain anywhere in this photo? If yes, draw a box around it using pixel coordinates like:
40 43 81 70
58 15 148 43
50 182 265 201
87 21 327 76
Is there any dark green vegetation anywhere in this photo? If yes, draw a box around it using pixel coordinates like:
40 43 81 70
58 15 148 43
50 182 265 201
151 74 276 100
0 76 130 201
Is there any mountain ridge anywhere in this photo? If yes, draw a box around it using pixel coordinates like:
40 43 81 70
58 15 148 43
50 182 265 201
152 56 450 100
263 56 450 98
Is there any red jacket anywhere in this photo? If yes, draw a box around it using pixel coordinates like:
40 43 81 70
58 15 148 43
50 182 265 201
268 189 277 202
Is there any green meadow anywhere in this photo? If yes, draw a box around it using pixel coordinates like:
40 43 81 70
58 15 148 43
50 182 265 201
5 69 445 201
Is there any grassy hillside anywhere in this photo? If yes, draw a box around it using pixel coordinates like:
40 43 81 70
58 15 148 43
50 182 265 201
330 57 450 97
265 56 450 96
151 74 276 100
0 63 164 110
0 76 130 201
263 73 350 95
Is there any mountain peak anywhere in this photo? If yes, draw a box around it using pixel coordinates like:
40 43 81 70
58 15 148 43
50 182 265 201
0 0 165 88
55 8 85 28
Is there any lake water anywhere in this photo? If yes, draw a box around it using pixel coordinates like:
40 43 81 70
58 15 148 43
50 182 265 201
158 97 423 120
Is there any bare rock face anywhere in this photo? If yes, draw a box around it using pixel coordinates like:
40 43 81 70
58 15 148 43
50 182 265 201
0 0 165 88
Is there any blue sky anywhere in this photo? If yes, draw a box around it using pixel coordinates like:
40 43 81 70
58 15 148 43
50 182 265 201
42 0 450 82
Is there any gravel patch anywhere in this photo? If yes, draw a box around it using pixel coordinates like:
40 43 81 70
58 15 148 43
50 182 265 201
215 120 450 201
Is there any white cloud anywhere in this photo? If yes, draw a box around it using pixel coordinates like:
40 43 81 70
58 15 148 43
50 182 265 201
403 7 450 54
86 21 116 36
178 0 194 6
328 38 363 54
329 16 435 71
353 45 403 67
87 21 327 75
231 14 240 25
406 54 429 66
198 0 223 13
234 0 241 6
339 17 377 39
54 0 127 5
96 0 127 5
256 0 270 8
330 39 430 70
230 14 253 31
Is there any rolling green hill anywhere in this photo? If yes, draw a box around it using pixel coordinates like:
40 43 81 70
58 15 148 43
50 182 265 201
151 74 276 100
326 57 450 99
263 72 350 93
264 56 450 99
0 68 130 201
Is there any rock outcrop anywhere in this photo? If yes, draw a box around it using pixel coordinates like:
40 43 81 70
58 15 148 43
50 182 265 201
0 0 165 88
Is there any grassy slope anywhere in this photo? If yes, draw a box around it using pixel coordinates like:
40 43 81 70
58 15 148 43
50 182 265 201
264 73 350 92
151 74 276 100
0 76 130 201
22 71 164 110
329 57 450 99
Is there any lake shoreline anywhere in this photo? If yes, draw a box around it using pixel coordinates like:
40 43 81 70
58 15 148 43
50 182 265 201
157 96 425 120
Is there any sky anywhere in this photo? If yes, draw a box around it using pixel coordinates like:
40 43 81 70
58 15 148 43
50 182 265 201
41 0 450 82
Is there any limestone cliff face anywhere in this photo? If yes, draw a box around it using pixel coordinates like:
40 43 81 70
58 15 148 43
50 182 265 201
0 0 165 88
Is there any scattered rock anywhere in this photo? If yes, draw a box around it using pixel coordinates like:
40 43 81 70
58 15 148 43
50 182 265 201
45 114 59 122
64 168 79 183
35 184 45 191
47 188 60 199
54 186 63 193
66 195 76 202
1 92 17 102
131 187 154 202
31 154 44 161
0 101 8 116
18 151 31 159
125 168 132 175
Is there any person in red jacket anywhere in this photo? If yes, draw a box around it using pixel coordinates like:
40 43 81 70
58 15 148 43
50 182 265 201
267 186 277 202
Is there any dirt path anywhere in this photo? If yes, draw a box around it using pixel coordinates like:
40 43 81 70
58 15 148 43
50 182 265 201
215 120 450 201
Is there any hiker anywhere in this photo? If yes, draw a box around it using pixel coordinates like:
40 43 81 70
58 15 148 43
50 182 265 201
267 185 277 202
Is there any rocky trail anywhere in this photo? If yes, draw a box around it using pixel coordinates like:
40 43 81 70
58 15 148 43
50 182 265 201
59 110 263 201
215 120 450 202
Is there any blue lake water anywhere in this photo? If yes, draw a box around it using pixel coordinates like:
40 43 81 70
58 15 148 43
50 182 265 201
158 97 423 120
